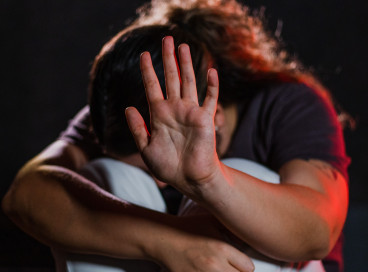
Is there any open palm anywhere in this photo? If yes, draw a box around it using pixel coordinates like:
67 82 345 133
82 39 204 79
125 36 221 198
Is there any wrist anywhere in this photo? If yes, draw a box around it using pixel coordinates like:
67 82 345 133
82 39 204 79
191 162 233 210
142 216 190 268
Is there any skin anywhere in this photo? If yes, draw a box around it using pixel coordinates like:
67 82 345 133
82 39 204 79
1 39 254 272
126 36 349 261
2 143 254 272
2 36 348 270
118 100 237 188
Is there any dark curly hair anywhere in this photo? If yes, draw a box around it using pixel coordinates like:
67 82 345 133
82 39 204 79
89 25 210 156
89 0 353 156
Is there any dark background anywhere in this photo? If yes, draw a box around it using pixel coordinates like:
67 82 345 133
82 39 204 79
1 0 367 271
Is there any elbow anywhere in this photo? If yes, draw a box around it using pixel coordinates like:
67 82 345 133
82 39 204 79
307 238 331 261
308 210 346 261
2 173 38 229
2 184 21 219
301 221 338 261
279 218 336 262
2 184 28 225
1 191 13 218
282 237 330 262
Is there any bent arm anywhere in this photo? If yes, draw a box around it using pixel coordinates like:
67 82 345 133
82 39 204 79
2 140 167 258
128 37 348 263
197 159 348 262
2 140 254 271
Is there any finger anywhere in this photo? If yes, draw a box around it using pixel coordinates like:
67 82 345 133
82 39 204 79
140 51 164 104
125 107 149 152
225 265 247 272
162 36 181 99
178 43 198 102
202 68 219 113
228 249 255 272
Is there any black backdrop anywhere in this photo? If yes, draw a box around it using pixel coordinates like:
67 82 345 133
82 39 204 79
1 0 367 271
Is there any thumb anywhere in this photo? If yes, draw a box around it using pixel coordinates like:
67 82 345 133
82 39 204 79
125 107 149 152
229 249 255 272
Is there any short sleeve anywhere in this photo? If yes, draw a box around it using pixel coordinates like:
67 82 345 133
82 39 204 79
226 83 350 180
267 84 350 178
58 106 103 160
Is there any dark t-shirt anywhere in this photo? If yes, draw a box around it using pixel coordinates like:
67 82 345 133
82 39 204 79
60 83 349 272
225 83 350 272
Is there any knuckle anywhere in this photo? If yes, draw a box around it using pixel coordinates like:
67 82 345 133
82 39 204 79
166 70 178 81
182 74 195 85
134 127 144 138
215 242 229 253
203 256 219 270
145 78 157 89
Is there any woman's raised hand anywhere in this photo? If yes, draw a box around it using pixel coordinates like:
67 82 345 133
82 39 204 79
125 36 221 198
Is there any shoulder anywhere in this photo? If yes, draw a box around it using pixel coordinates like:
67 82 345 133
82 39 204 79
257 83 333 111
249 83 339 130
238 83 339 136
234 83 350 177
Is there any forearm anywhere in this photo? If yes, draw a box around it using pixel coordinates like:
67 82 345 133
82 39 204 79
2 140 173 260
2 164 255 272
2 161 183 261
196 160 348 262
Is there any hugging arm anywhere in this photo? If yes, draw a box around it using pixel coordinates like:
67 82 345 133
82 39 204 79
2 81 253 272
127 36 349 262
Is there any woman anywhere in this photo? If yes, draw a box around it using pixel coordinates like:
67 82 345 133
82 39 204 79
2 0 350 271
